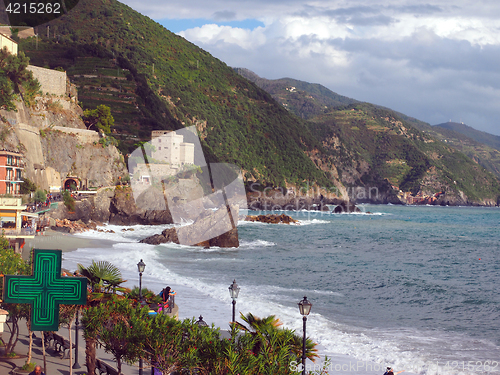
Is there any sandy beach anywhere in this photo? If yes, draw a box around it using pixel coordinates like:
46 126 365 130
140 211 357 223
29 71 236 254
23 229 118 258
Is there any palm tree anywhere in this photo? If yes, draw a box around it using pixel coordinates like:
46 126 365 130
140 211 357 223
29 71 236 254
236 312 319 361
78 260 129 375
78 260 129 295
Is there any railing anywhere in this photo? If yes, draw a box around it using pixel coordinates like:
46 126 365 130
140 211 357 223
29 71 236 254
2 228 36 236
3 176 22 181
166 294 175 313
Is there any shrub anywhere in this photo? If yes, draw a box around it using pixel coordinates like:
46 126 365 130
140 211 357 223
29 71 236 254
34 189 46 203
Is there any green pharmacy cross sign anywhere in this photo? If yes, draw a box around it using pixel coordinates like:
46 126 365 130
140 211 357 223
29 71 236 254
3 249 87 331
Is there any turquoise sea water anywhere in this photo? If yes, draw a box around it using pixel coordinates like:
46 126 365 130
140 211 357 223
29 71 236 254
62 204 500 375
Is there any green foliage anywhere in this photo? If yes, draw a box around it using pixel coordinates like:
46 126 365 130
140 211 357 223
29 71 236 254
0 47 40 109
20 0 332 188
127 286 162 304
83 104 115 134
81 293 315 374
98 135 118 147
0 242 31 355
310 103 500 201
82 296 148 374
33 189 46 203
62 190 76 211
0 74 16 111
20 177 37 194
78 260 127 294
21 362 37 371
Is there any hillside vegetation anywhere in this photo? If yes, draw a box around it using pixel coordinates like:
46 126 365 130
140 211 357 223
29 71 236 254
21 0 331 189
236 70 500 204
14 0 500 204
309 103 500 203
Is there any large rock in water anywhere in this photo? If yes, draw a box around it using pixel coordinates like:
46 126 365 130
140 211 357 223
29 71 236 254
140 205 239 248
333 202 361 213
244 214 299 224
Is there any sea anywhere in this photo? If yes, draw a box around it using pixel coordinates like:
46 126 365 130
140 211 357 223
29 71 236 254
60 204 500 375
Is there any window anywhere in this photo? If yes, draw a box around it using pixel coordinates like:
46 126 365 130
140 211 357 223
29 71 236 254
159 147 161 150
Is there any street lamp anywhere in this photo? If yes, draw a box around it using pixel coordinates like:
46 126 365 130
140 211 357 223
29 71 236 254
137 259 146 375
298 296 312 375
72 309 81 369
196 315 208 327
137 259 146 302
228 279 240 324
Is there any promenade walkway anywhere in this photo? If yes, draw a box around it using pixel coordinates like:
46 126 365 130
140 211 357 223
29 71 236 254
0 318 140 375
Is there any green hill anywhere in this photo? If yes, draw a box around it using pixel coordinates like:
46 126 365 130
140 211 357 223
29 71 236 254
16 0 500 205
20 0 333 189
309 103 500 204
234 68 358 119
234 70 500 202
434 122 500 151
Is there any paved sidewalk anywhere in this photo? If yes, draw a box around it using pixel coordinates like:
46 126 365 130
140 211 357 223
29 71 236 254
0 318 141 375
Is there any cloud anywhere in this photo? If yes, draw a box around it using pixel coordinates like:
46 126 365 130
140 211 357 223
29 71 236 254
212 10 237 21
180 24 266 49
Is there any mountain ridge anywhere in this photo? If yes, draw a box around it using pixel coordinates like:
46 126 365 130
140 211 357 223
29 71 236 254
15 0 500 205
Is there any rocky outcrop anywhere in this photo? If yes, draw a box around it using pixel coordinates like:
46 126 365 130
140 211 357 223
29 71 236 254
106 186 172 225
140 226 239 248
46 186 174 225
244 214 299 224
140 205 239 247
51 219 99 233
1 99 127 191
333 201 361 213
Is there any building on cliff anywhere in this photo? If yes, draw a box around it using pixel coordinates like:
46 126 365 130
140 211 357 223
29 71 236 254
131 131 196 189
150 130 195 167
0 150 23 195
0 33 18 55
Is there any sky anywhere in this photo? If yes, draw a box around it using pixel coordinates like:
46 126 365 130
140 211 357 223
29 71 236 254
121 0 500 136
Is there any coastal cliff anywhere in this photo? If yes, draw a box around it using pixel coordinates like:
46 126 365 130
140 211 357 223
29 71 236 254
0 96 127 190
46 186 173 225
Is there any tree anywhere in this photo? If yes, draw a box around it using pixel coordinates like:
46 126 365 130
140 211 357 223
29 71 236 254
20 177 37 194
82 296 148 374
0 74 15 110
142 314 230 375
34 189 46 203
78 260 128 375
78 260 128 295
127 286 162 305
60 304 81 375
82 105 114 134
236 312 319 362
62 190 75 212
0 239 31 355
0 47 40 109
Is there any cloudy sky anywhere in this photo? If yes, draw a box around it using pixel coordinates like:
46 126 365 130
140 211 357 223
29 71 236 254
122 0 500 136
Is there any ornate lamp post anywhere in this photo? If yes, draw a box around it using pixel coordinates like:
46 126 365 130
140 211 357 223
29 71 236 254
137 259 146 302
228 279 240 325
137 259 146 375
196 315 208 327
298 296 312 375
72 309 81 369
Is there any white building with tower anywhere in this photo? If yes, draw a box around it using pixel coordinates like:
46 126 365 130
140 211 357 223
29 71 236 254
150 130 194 167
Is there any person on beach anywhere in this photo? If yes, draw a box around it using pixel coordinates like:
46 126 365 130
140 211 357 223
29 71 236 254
29 365 45 375
384 367 404 375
